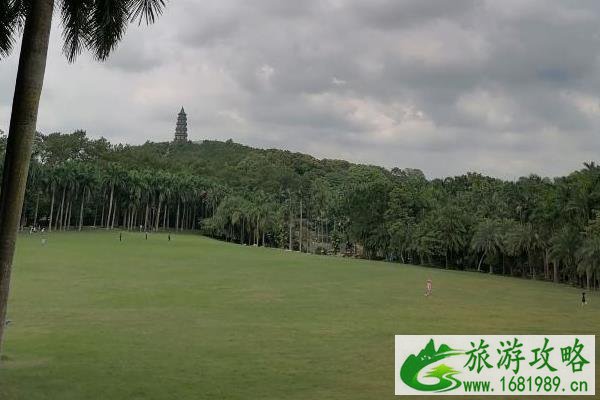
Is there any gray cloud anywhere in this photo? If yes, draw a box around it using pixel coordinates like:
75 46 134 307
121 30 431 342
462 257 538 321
1 0 600 179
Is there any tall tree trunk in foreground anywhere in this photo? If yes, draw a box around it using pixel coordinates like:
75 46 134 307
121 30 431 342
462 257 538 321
0 0 54 355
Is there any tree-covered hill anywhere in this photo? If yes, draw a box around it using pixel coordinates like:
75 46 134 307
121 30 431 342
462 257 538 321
5 130 600 289
107 139 369 193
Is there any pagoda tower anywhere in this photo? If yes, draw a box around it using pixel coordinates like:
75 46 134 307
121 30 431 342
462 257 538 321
174 107 188 142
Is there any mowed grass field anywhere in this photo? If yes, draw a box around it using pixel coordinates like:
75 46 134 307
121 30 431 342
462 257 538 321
0 232 597 400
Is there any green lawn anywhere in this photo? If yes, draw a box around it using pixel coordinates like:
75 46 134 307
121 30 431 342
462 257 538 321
0 231 597 399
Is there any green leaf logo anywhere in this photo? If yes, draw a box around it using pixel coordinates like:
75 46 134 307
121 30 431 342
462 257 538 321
400 339 464 392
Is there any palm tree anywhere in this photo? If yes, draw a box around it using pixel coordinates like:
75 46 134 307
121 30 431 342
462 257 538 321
46 166 59 232
103 163 123 230
549 225 580 283
505 223 542 279
24 161 44 228
576 215 600 289
435 206 468 269
471 219 503 273
0 0 167 353
76 164 98 231
410 221 440 266
576 236 600 290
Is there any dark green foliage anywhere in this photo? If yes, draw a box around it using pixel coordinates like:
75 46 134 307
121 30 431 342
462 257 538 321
16 131 600 288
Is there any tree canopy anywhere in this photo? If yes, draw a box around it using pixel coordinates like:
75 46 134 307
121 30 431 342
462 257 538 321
13 130 600 290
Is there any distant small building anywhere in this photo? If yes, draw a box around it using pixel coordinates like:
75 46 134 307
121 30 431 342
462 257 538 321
174 107 188 142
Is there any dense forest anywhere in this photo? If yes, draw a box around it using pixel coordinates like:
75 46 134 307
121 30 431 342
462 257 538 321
5 130 600 290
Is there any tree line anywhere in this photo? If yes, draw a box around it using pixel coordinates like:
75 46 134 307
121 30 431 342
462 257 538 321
10 130 600 290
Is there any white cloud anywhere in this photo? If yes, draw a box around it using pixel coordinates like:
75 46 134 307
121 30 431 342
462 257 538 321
393 20 490 67
1 0 600 178
456 89 515 129
257 64 275 84
217 109 247 125
562 91 600 118
306 92 440 145
332 77 347 86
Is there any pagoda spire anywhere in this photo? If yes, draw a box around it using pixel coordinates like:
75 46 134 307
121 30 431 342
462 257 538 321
174 107 188 142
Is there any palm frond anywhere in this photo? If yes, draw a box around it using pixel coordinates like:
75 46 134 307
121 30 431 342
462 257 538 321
89 0 129 60
0 0 27 58
129 0 166 25
60 0 94 62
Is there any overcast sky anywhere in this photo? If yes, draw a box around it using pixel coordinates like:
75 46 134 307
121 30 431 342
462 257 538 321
2 0 600 179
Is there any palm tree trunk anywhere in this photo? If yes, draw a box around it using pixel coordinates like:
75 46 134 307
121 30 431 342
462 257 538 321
68 195 74 229
93 204 97 227
57 185 65 230
477 253 485 271
289 218 292 250
180 205 184 230
144 201 149 230
48 186 55 232
33 193 39 227
192 207 196 230
111 204 117 229
129 207 134 230
155 199 161 231
586 270 591 290
288 192 293 250
307 214 311 253
100 196 105 227
544 249 549 280
106 183 114 230
19 209 26 230
299 198 303 252
78 188 86 231
0 0 54 355
66 198 72 230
